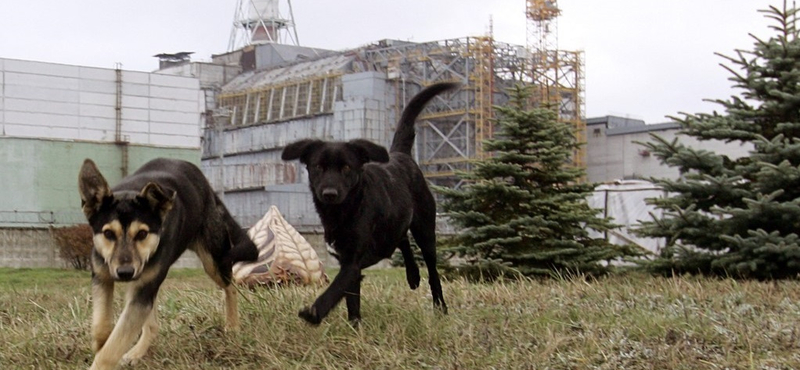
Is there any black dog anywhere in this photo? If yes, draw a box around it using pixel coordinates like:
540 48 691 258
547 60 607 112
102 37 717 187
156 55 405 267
281 82 457 325
78 158 258 369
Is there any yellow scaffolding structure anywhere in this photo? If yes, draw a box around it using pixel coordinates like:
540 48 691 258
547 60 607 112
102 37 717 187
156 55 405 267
212 30 578 187
471 36 495 161
363 37 530 185
526 0 587 172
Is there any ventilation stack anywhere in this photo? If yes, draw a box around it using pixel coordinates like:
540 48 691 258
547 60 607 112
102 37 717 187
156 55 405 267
228 0 299 51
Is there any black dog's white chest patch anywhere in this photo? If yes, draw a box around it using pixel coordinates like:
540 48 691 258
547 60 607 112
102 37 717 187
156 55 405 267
326 242 341 260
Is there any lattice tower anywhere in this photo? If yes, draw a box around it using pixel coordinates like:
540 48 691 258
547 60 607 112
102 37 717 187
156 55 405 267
526 0 586 171
228 0 299 51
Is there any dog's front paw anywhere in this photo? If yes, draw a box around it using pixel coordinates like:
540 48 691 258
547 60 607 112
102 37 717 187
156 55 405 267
435 300 448 315
407 273 420 290
121 353 143 366
299 306 322 325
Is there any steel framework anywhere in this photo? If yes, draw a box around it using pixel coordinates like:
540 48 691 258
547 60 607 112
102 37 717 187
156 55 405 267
228 0 299 51
216 73 343 127
525 0 586 170
362 38 530 187
215 4 583 187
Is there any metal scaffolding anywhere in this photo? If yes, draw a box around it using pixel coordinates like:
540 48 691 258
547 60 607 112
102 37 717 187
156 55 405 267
362 38 528 188
525 0 587 170
213 16 583 187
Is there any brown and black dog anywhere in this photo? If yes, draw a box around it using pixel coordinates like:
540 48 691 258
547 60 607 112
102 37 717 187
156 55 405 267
78 158 258 369
281 82 457 325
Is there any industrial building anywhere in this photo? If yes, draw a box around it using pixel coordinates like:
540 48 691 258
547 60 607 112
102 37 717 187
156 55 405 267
585 115 751 183
2 0 586 267
584 115 752 254
0 58 205 267
180 39 533 230
11 0 725 267
152 0 587 235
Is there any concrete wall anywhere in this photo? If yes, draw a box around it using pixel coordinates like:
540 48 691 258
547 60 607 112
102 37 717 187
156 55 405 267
0 58 203 147
586 117 752 183
201 72 393 231
0 58 204 221
0 228 59 268
0 138 201 268
0 137 199 227
254 43 331 70
156 62 242 89
0 58 206 268
202 114 334 230
0 226 202 269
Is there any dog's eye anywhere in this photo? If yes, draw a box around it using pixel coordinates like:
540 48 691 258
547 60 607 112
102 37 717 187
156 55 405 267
103 230 116 240
134 230 149 241
342 165 351 173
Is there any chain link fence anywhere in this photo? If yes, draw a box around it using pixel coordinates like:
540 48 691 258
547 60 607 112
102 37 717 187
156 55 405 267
0 210 86 228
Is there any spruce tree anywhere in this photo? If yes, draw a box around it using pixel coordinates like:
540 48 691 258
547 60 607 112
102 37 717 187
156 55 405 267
636 3 800 279
438 86 642 279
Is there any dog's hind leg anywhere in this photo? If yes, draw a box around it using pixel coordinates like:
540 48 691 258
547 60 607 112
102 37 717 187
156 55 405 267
90 277 164 370
398 236 420 290
195 245 241 332
122 301 159 365
223 284 240 331
410 215 448 315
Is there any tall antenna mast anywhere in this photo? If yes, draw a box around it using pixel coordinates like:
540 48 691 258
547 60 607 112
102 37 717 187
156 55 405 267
228 0 299 51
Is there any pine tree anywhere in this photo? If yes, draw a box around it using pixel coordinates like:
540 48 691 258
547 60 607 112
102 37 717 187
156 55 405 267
636 3 800 279
437 86 642 279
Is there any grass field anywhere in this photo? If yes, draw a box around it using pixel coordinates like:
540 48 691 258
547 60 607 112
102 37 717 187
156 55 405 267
1 268 800 369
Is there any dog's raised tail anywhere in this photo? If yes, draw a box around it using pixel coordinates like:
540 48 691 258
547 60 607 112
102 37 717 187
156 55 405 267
390 82 460 154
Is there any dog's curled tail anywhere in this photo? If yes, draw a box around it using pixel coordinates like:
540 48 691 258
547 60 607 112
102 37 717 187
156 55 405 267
390 82 460 154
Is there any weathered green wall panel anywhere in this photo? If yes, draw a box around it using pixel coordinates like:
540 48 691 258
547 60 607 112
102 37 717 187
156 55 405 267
0 137 199 226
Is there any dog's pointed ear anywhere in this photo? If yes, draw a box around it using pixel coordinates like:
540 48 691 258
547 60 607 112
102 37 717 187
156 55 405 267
347 139 390 164
78 159 112 219
139 182 175 220
282 139 324 165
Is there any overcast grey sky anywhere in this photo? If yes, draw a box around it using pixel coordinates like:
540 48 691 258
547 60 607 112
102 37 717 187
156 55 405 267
0 0 782 123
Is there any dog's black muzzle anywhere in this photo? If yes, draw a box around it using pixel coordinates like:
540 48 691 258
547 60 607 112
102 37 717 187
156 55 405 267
320 188 340 204
116 266 135 281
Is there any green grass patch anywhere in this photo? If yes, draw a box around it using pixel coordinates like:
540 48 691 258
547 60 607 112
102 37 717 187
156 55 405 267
1 268 800 369
0 268 89 287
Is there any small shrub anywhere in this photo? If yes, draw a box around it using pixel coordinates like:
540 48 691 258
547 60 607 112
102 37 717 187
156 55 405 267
51 225 93 270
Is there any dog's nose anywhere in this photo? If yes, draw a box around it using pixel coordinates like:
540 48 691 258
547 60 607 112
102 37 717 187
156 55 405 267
321 188 338 202
116 266 135 281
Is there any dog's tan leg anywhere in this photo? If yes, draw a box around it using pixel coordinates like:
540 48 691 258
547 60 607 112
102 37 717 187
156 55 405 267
122 300 158 365
91 279 114 352
224 284 240 332
196 246 241 332
89 285 154 370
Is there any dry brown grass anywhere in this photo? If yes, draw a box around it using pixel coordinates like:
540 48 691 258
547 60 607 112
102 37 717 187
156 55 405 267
1 268 799 369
